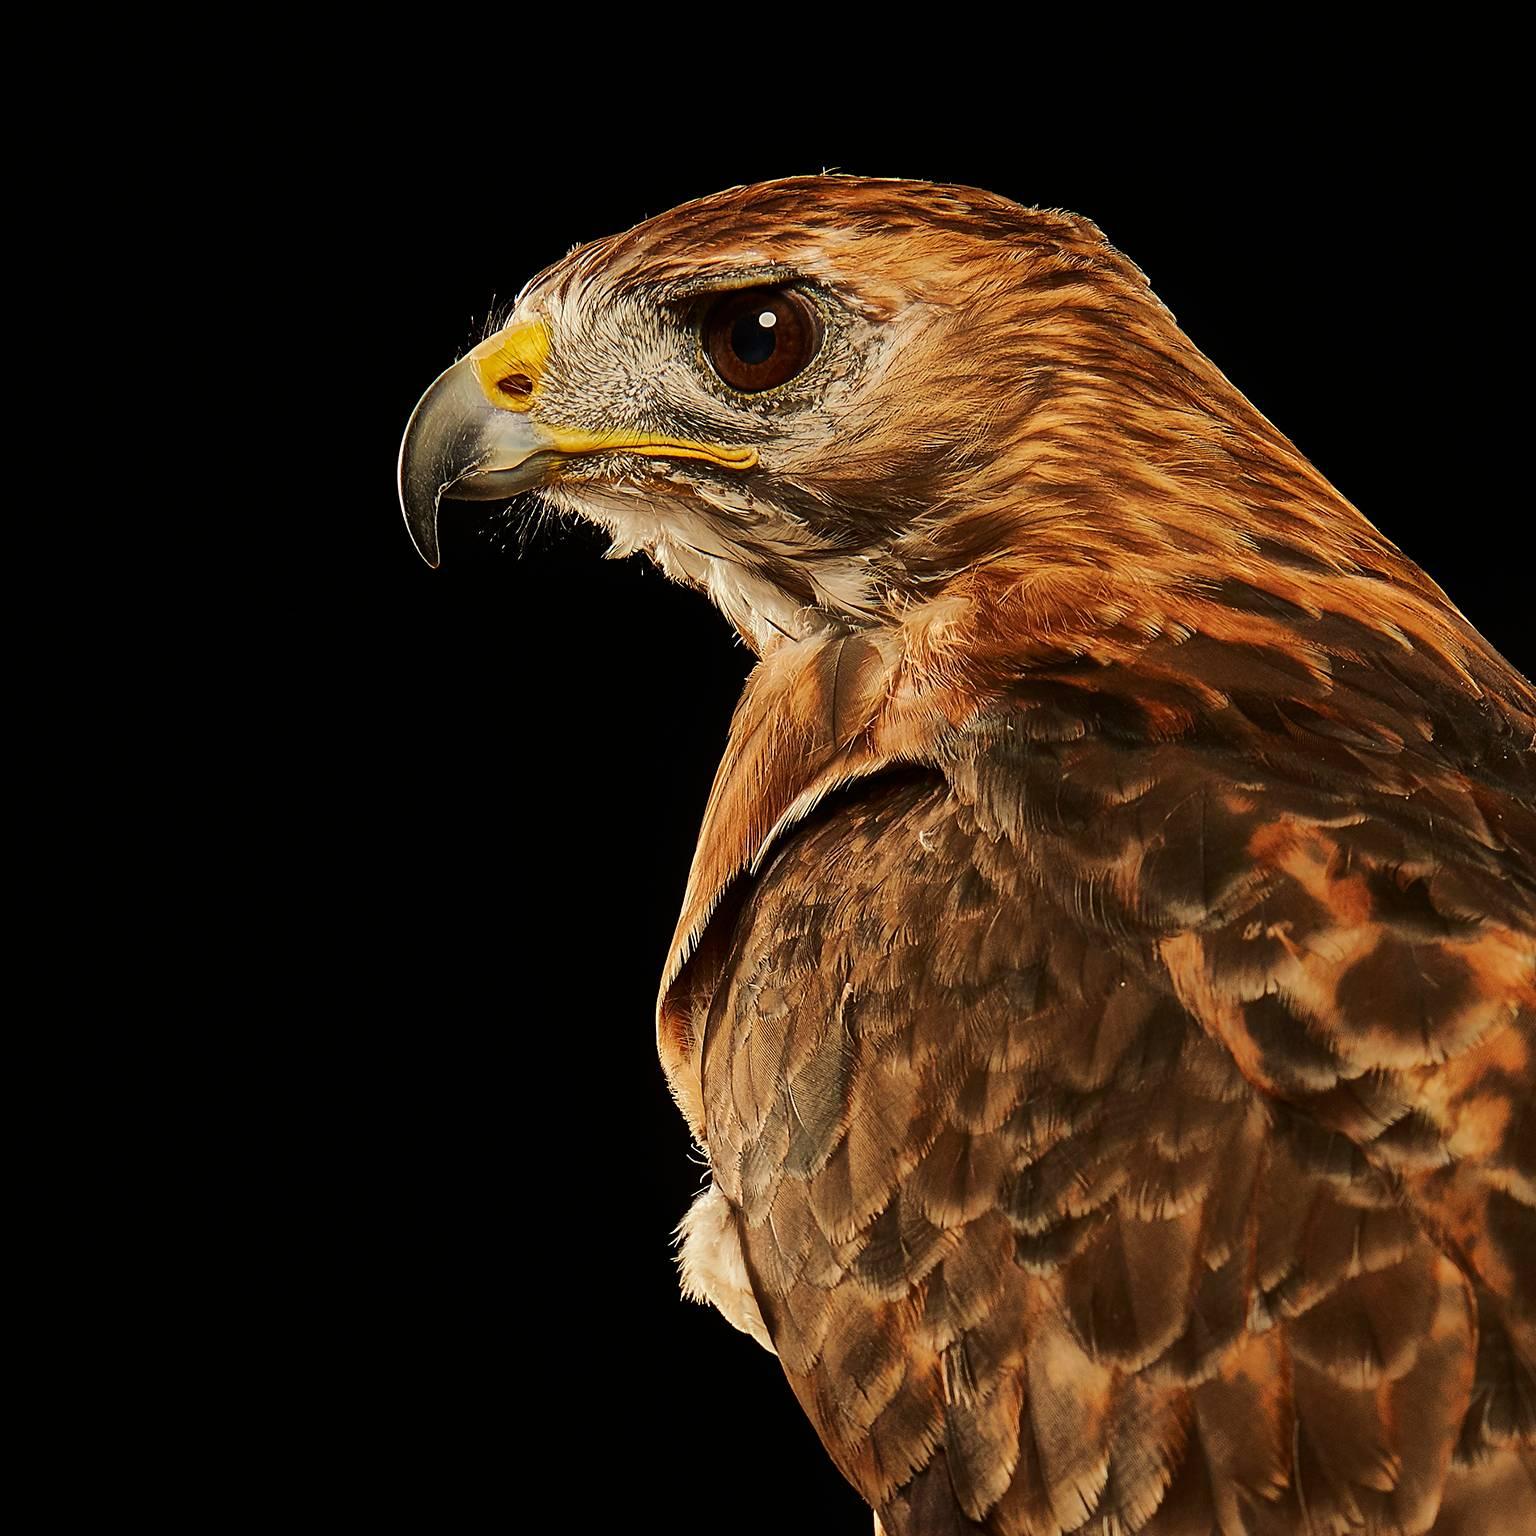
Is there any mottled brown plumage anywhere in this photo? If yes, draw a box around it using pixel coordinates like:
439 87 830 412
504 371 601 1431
403 177 1536 1532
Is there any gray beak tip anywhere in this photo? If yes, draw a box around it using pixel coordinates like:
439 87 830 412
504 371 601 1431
398 490 443 568
407 505 442 569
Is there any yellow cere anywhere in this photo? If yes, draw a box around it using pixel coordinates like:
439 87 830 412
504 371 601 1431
469 321 552 412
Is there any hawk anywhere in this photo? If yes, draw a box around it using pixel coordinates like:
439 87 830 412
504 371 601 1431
398 177 1534 1534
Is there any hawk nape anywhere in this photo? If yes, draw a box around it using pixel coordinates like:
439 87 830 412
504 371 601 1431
398 177 1535 1534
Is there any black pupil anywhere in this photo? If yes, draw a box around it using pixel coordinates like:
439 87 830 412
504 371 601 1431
730 308 778 366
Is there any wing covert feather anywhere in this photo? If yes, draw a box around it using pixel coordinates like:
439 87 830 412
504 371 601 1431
699 726 1533 1531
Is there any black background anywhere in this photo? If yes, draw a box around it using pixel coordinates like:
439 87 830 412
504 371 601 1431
154 81 1527 1530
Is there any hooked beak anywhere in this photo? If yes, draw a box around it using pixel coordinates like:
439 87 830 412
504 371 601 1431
397 318 758 567
397 351 556 568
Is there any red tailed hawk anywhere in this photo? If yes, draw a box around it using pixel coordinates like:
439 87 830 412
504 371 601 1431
398 177 1534 1534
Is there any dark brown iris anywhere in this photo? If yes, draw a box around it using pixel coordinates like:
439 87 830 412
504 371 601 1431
702 287 820 392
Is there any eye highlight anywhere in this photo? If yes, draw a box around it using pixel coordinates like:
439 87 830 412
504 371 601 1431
702 287 821 393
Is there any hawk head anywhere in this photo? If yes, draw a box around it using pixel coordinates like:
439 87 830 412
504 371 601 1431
401 177 1166 647
398 174 1457 669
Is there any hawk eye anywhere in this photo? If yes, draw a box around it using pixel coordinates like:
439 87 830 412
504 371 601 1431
702 288 820 393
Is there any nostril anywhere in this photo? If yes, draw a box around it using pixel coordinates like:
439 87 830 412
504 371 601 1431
496 372 535 402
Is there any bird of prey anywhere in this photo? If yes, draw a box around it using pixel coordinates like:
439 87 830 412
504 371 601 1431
398 177 1534 1534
